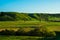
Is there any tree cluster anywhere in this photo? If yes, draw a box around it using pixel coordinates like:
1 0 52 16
0 27 56 37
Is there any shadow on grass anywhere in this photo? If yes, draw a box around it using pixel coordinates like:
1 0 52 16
55 31 60 40
0 29 60 40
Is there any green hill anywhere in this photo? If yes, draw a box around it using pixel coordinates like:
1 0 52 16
0 12 60 21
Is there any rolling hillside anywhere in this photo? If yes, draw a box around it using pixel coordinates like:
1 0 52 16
0 12 60 21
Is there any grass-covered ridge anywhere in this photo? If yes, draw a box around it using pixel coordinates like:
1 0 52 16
0 12 60 21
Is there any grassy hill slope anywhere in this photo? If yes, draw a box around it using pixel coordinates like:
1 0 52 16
0 12 60 21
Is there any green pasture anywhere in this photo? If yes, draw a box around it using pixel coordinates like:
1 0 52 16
0 36 55 40
0 21 60 31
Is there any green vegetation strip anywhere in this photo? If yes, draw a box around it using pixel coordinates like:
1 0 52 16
0 36 55 40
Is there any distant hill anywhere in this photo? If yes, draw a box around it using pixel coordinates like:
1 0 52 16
0 12 60 21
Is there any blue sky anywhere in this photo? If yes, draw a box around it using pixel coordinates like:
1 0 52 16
0 0 60 13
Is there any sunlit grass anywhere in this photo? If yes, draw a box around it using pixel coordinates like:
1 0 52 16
0 21 60 31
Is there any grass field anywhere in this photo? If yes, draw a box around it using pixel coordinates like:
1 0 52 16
0 21 60 40
0 21 60 31
0 36 56 40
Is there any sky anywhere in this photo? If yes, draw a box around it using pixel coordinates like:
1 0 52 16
0 0 60 13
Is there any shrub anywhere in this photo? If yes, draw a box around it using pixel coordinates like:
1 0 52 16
46 31 56 37
28 27 56 37
15 28 32 36
0 29 15 35
0 27 56 37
